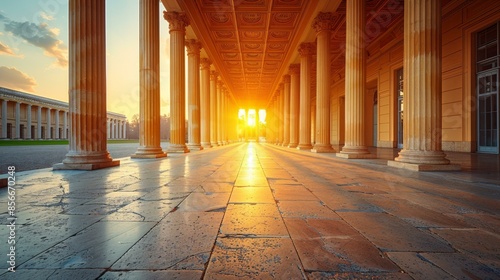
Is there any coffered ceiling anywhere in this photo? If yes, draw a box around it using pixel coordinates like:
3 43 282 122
161 0 404 109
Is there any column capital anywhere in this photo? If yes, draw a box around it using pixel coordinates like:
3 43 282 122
200 58 212 69
185 39 202 55
289 64 300 75
283 74 291 83
312 12 337 33
163 11 189 32
298 42 316 56
210 70 219 81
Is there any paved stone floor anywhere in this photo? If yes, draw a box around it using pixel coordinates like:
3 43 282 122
0 142 499 279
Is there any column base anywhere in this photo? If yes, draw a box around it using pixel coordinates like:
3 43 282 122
131 147 167 159
288 143 298 148
387 160 461 171
312 144 335 153
297 144 313 150
201 142 212 148
187 144 204 151
336 152 376 159
217 141 223 146
166 144 190 153
211 142 219 147
53 160 120 171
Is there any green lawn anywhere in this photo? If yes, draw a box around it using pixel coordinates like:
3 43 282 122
0 139 139 146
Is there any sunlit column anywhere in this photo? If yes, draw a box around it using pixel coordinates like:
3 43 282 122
46 108 51 139
389 0 458 171
274 95 279 144
217 80 223 146
186 39 203 151
37 106 42 139
55 110 60 139
288 64 300 148
26 104 32 139
297 42 314 150
1 100 6 138
133 0 167 158
15 102 20 139
283 75 291 147
164 11 189 153
200 58 212 148
338 0 373 158
54 0 119 170
312 12 335 153
210 71 219 147
278 83 284 145
123 121 127 139
222 89 228 145
63 111 68 139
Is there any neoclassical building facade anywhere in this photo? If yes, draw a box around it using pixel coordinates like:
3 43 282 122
51 0 499 170
0 87 127 140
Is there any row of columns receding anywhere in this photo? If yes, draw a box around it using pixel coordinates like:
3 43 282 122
266 0 459 171
54 0 235 170
0 99 126 140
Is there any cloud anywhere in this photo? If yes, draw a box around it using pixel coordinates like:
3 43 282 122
0 66 37 92
0 41 15 55
1 14 67 67
40 12 54 21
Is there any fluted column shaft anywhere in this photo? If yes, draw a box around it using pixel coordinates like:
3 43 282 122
391 0 454 169
210 71 219 146
55 0 118 170
288 64 300 148
312 13 335 153
185 39 203 151
282 76 291 146
133 1 165 160
165 11 189 153
200 58 212 148
217 81 223 145
1 100 7 138
297 43 314 150
26 104 32 139
339 0 372 158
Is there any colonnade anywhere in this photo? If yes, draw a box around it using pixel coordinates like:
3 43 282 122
267 0 458 171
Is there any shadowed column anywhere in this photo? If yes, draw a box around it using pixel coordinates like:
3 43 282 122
312 12 335 153
338 0 374 159
297 42 314 150
186 39 203 151
217 80 223 146
283 75 291 147
389 0 459 171
210 71 219 147
165 11 189 153
54 0 119 170
200 58 212 148
132 0 166 159
288 64 300 148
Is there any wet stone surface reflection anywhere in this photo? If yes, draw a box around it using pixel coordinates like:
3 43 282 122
0 142 498 279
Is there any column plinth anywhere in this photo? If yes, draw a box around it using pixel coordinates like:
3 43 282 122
132 0 166 158
164 11 190 153
186 39 203 151
338 0 374 159
312 12 335 153
54 0 119 170
297 43 314 150
389 0 459 171
200 58 212 148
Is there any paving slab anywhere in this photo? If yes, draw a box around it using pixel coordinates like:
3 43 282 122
278 200 341 219
99 270 203 280
229 186 275 204
177 192 230 212
0 269 104 280
420 252 500 279
387 252 454 280
272 185 319 201
220 203 287 236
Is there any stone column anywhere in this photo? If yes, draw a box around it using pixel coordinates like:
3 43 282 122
210 71 219 147
15 102 20 139
312 13 335 153
297 43 314 150
222 89 228 145
338 0 373 158
278 84 284 145
123 121 127 139
54 0 119 170
26 104 32 139
274 95 279 144
283 75 291 147
55 110 60 139
217 80 223 146
118 120 122 139
388 0 458 171
164 11 189 153
37 106 42 139
111 120 115 139
132 1 166 157
1 100 6 138
186 39 203 151
63 111 68 139
288 64 300 148
46 108 51 139
200 58 212 148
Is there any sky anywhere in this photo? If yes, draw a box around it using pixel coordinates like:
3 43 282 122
0 0 172 120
